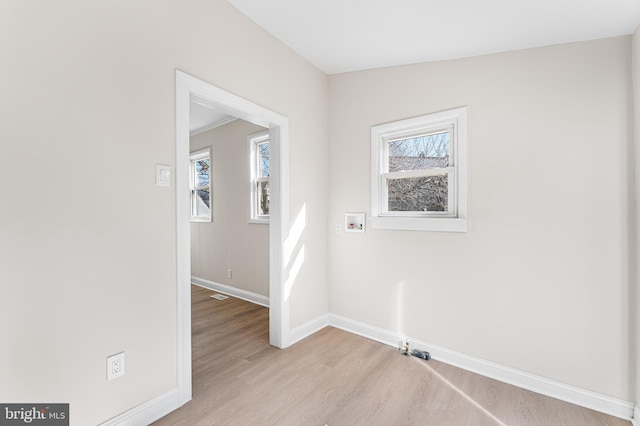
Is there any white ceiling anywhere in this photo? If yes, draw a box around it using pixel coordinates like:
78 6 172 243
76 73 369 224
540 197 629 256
190 101 235 135
227 0 640 74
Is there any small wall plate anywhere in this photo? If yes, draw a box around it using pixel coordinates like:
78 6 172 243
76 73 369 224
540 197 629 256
156 164 171 187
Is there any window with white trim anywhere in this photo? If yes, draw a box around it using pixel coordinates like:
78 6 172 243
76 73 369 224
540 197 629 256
248 131 270 223
190 148 211 222
371 107 467 232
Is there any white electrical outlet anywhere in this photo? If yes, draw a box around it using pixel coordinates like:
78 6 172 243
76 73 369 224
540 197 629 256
107 352 125 381
227 269 232 279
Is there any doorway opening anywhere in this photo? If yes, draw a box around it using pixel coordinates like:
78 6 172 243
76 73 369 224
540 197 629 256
189 113 269 306
175 71 290 404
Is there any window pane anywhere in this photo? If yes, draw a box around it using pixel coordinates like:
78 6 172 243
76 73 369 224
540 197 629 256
195 159 210 186
195 188 210 215
258 142 269 178
388 132 449 172
387 174 448 212
257 180 270 215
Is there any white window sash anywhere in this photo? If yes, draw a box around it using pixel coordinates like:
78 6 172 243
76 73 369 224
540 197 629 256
248 130 270 223
383 167 453 180
190 147 211 222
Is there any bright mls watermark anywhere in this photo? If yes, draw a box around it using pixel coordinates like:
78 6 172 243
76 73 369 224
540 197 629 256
0 404 68 425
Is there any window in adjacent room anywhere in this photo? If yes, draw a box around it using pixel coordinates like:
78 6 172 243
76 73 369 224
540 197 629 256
371 107 467 232
190 148 211 222
248 131 270 223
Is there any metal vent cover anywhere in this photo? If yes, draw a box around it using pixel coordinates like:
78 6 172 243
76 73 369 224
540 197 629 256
210 294 229 300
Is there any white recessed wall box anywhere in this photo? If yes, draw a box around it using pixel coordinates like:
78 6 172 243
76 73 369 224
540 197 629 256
345 212 365 233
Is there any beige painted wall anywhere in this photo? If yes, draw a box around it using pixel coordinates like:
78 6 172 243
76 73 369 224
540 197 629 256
0 1 328 424
0 0 636 422
328 36 634 400
190 120 269 297
633 25 640 406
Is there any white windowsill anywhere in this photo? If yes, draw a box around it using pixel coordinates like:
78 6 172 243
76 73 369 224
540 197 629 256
191 217 211 223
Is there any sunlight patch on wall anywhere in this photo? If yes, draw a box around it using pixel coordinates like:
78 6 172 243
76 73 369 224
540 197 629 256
283 204 306 301
285 246 305 301
284 204 306 265
395 280 406 336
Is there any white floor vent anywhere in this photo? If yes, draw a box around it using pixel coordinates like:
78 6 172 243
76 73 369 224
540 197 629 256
210 294 229 300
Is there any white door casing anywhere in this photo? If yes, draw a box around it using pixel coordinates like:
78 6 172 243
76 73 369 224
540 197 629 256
175 70 290 405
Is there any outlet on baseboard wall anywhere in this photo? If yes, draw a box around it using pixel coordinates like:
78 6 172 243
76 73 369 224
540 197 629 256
227 268 232 279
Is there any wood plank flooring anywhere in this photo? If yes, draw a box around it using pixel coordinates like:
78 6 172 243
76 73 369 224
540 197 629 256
152 285 630 425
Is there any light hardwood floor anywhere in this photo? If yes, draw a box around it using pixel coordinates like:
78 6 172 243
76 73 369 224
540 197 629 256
153 285 630 425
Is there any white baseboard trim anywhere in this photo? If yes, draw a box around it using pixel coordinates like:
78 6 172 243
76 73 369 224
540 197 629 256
98 388 181 426
329 313 405 348
290 314 329 345
632 404 639 426
192 276 269 308
328 313 635 421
